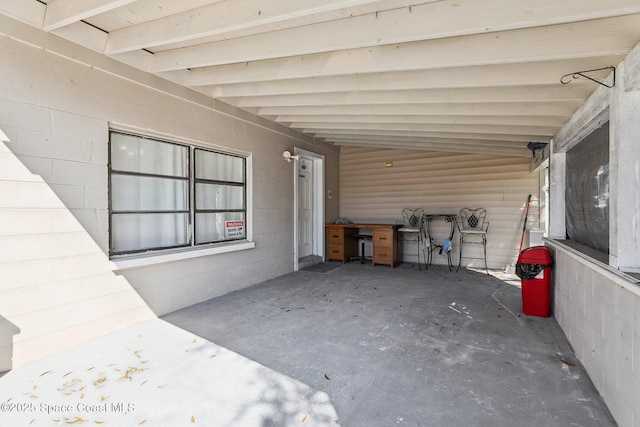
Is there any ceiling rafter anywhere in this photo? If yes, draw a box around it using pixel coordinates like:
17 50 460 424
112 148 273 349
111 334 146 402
180 15 640 87
329 140 532 157
209 57 624 98
258 101 581 117
4 0 640 157
105 0 417 54
320 134 531 147
312 129 543 142
149 0 640 72
275 114 568 127
42 0 135 31
293 122 555 136
230 86 593 108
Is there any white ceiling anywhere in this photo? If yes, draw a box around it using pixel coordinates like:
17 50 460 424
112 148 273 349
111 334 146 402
3 0 640 157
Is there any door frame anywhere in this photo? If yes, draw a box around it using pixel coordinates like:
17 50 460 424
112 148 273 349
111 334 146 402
293 147 325 271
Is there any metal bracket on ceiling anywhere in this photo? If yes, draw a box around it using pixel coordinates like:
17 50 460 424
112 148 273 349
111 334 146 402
527 142 548 159
560 66 616 88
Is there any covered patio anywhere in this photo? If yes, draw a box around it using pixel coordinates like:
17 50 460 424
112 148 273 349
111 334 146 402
0 263 614 426
2 2 640 426
163 263 615 426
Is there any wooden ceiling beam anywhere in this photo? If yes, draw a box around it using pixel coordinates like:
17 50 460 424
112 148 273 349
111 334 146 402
43 0 135 31
106 0 415 54
260 101 580 117
150 0 640 72
229 86 593 108
294 122 555 136
208 57 621 98
182 15 639 86
312 129 546 142
328 139 532 157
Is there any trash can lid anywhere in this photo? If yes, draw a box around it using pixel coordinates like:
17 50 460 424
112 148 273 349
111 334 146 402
518 246 553 264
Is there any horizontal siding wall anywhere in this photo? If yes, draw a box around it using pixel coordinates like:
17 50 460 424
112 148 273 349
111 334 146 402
339 147 539 270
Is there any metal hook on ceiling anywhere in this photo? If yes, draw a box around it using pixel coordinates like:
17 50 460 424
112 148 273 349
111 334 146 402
560 66 616 88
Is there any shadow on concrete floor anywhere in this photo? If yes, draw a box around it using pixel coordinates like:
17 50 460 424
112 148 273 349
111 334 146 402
163 262 617 427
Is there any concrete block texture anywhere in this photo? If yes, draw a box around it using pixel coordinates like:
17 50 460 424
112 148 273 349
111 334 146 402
551 244 640 427
0 32 339 372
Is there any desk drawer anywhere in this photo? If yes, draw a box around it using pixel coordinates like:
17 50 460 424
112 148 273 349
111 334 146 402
327 244 344 260
373 229 394 247
327 228 344 245
373 228 397 267
373 248 393 263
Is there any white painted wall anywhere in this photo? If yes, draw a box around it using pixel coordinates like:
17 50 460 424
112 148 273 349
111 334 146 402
339 147 539 270
547 240 640 427
549 42 640 427
0 31 339 370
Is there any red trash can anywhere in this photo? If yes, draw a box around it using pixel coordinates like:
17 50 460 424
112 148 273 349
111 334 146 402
515 246 553 317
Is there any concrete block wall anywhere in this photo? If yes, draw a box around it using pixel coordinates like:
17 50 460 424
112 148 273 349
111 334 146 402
548 241 640 427
548 40 640 427
0 30 339 370
0 138 155 370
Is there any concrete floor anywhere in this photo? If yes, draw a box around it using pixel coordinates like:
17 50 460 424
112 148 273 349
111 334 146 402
163 262 616 427
0 262 616 426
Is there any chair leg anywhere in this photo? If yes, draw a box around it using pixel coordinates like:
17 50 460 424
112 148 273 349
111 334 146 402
457 235 489 274
482 237 488 274
456 236 463 272
423 240 430 270
417 235 422 271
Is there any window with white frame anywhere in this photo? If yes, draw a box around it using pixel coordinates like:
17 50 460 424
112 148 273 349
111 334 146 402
109 131 247 256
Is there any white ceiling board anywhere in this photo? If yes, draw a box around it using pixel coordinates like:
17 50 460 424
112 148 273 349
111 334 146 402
312 129 547 142
259 101 581 117
84 0 219 31
149 0 640 71
275 115 568 127
104 0 410 54
231 86 594 108
182 15 640 86
210 57 623 98
3 0 639 156
43 0 136 31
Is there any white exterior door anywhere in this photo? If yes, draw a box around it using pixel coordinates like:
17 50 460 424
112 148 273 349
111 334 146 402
298 157 313 258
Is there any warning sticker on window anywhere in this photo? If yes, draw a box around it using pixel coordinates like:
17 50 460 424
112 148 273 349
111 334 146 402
225 220 244 239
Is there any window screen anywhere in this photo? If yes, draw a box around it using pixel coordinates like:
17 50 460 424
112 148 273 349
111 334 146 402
565 122 609 254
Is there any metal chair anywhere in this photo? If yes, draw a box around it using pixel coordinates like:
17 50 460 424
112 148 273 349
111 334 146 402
398 208 426 269
424 214 457 271
457 208 489 274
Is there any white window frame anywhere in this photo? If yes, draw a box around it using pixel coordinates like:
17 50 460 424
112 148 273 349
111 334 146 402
108 128 254 270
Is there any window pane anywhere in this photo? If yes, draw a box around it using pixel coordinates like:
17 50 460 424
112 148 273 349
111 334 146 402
565 122 609 253
195 212 245 244
195 183 244 210
111 133 187 177
195 149 244 183
112 175 187 211
112 213 188 253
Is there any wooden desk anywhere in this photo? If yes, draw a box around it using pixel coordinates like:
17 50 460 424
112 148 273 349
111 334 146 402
326 223 398 267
